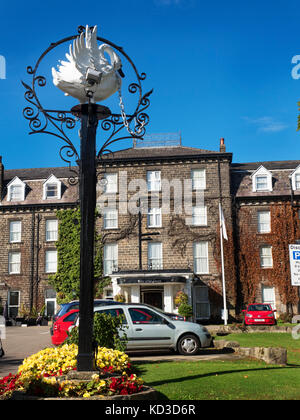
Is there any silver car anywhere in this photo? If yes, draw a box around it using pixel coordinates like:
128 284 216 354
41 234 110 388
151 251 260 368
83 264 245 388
84 304 212 356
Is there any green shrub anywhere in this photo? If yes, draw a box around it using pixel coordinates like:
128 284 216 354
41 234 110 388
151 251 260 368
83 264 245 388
178 303 193 319
66 313 128 352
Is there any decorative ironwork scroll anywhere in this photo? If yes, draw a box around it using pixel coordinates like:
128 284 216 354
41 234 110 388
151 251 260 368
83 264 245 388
22 25 153 182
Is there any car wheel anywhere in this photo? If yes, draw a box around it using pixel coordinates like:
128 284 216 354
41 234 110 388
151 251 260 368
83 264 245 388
177 334 200 356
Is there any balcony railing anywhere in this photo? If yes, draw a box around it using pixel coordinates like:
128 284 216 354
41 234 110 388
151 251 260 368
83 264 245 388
147 261 163 271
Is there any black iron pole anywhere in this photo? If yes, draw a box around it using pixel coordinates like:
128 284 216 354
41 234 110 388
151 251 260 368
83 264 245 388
77 103 98 372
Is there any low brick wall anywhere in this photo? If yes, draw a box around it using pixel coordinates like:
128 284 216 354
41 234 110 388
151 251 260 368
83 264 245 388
212 325 293 335
213 340 287 365
235 347 287 365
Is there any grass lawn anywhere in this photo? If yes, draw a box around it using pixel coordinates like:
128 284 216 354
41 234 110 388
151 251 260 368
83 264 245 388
133 333 300 400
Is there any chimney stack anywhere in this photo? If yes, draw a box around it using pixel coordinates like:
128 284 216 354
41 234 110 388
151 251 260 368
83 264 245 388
220 138 226 153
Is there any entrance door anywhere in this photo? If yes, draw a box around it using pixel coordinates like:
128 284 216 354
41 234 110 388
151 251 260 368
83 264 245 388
262 286 276 310
45 298 56 319
141 287 164 309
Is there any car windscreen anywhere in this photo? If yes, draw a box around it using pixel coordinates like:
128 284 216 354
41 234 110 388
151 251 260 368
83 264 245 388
54 304 69 318
139 304 173 320
63 311 79 323
248 304 272 312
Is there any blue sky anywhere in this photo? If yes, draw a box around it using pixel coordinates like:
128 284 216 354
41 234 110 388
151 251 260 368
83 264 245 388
1 0 300 169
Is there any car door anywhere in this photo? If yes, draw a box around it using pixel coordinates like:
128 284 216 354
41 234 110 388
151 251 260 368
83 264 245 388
126 307 175 349
94 307 135 348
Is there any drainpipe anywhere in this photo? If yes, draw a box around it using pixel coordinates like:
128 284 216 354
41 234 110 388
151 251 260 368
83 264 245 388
29 211 35 313
35 214 41 309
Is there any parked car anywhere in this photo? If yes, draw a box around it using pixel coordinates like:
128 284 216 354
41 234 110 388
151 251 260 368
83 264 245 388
127 303 185 321
51 309 79 346
51 299 123 334
242 303 276 326
163 312 184 321
73 304 212 355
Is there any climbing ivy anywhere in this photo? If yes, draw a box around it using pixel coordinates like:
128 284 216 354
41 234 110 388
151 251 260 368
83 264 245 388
48 208 110 304
236 203 300 314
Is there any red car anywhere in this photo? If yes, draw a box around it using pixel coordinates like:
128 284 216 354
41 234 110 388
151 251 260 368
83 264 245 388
51 309 79 346
242 303 276 326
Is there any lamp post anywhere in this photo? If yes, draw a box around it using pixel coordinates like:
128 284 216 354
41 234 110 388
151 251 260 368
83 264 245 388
22 25 152 371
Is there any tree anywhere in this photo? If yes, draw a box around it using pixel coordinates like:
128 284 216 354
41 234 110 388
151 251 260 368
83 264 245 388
49 208 110 303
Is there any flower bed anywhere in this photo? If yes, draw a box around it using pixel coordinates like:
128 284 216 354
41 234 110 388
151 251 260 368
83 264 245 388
0 344 144 400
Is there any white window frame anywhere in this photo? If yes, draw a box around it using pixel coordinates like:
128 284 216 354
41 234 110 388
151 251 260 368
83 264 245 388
191 169 206 190
257 211 271 234
103 243 118 276
147 171 161 192
7 177 26 202
260 246 273 268
147 207 162 228
251 166 272 192
261 285 276 311
104 173 118 194
103 208 118 229
8 252 21 274
43 175 62 200
148 242 163 270
290 166 300 191
45 250 58 273
45 298 57 318
192 206 207 226
45 219 58 242
194 242 209 274
9 220 22 243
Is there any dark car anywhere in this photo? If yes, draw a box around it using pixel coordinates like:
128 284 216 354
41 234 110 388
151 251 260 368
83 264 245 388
50 299 123 335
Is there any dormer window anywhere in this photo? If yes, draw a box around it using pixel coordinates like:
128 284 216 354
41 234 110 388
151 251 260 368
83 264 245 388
251 166 272 192
296 174 300 190
7 177 26 202
290 165 300 191
43 175 62 200
256 176 268 191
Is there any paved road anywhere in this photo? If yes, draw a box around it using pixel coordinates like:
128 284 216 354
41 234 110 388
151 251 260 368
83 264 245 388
0 326 53 378
0 325 240 378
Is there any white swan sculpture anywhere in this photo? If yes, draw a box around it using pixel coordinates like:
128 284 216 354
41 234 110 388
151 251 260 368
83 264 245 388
52 25 123 103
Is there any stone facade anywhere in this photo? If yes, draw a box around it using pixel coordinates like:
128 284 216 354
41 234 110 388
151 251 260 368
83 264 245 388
0 165 78 318
97 144 233 320
0 142 299 321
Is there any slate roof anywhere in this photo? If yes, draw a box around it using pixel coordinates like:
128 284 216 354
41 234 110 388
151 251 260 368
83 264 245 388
1 165 78 207
231 160 300 198
3 166 77 182
100 146 232 162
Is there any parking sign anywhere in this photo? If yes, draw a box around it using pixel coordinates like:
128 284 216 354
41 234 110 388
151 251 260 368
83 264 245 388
289 244 300 286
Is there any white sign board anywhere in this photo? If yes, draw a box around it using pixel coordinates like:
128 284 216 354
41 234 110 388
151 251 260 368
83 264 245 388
289 244 300 286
